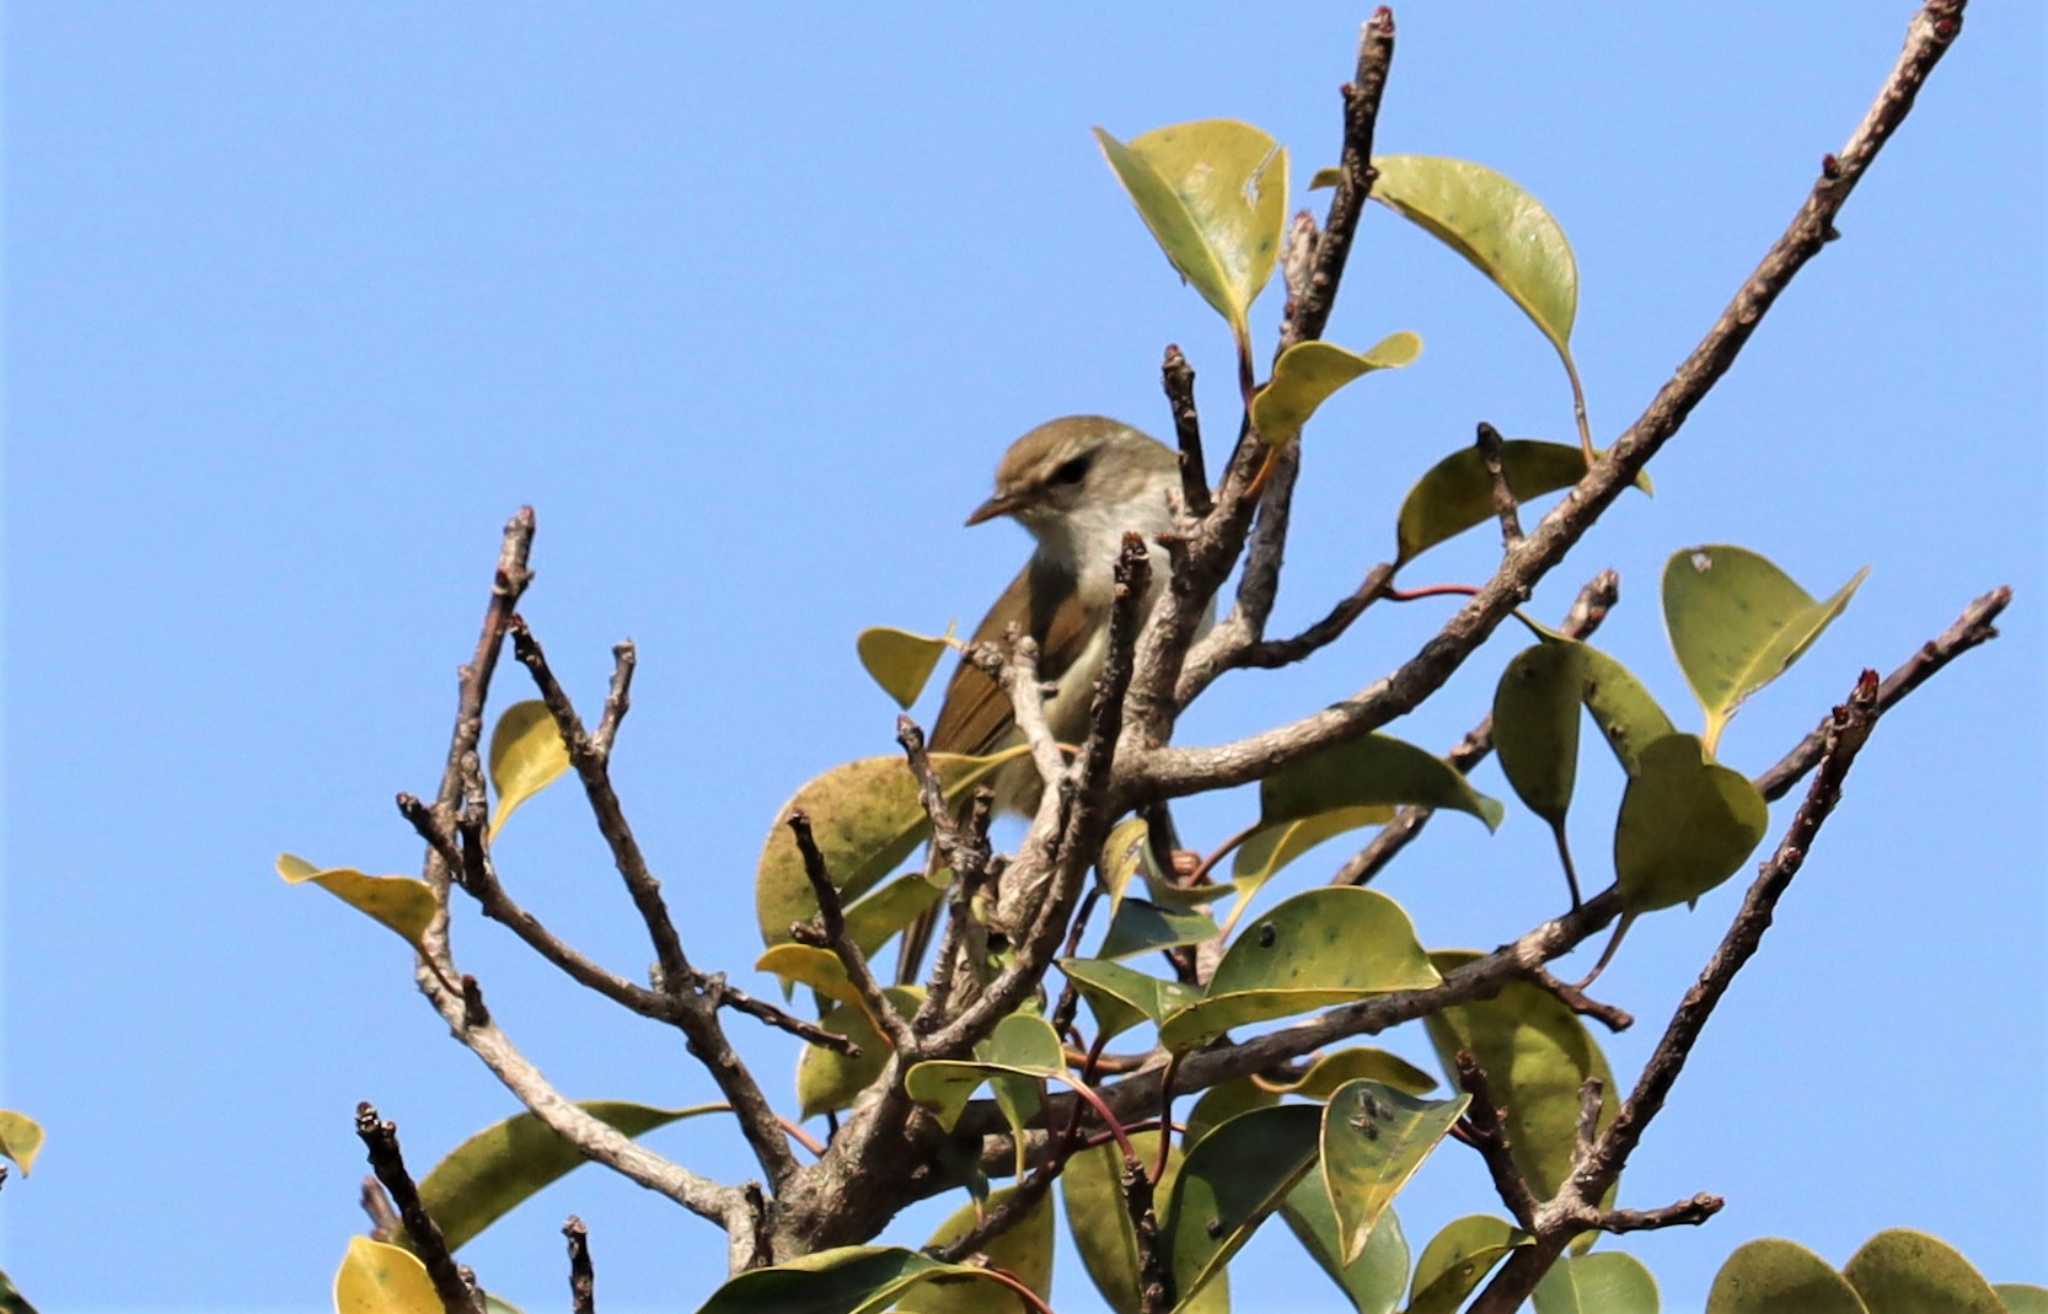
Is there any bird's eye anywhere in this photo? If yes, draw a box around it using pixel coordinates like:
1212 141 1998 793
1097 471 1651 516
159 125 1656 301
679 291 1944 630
1049 454 1092 486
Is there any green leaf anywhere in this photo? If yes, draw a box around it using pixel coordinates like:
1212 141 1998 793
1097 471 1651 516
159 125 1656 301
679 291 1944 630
0 1112 44 1176
277 853 436 952
1165 1103 1323 1310
334 1235 439 1314
1661 546 1867 755
1158 888 1438 1052
1101 816 1229 912
1258 734 1502 832
902 1186 1054 1313
1064 1131 1228 1314
692 1245 1022 1314
1097 897 1221 961
1705 1238 1871 1314
1842 1229 2006 1314
1614 734 1770 913
1995 1285 2048 1314
1059 958 1199 1045
418 1101 723 1252
1253 1048 1437 1100
1405 1215 1533 1314
1370 155 1588 451
1534 1251 1661 1314
797 987 923 1118
855 625 954 710
1282 1181 1408 1314
904 1013 1065 1133
1321 1081 1469 1265
756 748 1029 948
1231 806 1393 913
0 1271 38 1314
1395 440 1590 564
843 874 945 959
1252 334 1424 446
486 700 571 839
1183 1078 1279 1152
1095 120 1288 341
1576 643 1679 776
1423 951 1618 1211
1494 642 1585 829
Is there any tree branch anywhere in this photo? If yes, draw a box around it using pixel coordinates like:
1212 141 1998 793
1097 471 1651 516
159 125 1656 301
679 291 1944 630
355 1102 485 1314
787 810 915 1053
564 1215 596 1314
1452 1054 1541 1231
1162 346 1210 518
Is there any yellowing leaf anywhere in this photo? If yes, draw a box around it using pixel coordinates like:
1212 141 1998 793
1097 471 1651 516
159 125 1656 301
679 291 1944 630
1321 1080 1469 1266
487 700 570 840
855 625 954 710
1251 333 1423 446
1662 546 1868 755
277 853 435 951
902 1187 1054 1314
334 1235 439 1314
1096 119 1288 340
1406 1215 1533 1314
755 943 859 1007
1252 1048 1436 1100
0 1112 44 1176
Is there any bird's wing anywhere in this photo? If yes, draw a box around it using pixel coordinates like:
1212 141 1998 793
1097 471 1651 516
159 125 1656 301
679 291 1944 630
928 556 1101 756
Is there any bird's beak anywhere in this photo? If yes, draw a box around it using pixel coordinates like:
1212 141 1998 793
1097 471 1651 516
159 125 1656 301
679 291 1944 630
964 492 1022 527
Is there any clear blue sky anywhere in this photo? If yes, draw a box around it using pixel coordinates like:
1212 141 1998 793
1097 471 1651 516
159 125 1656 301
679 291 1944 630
6 5 2042 1311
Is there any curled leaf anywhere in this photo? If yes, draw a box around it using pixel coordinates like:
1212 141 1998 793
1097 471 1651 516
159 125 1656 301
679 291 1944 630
1065 1130 1228 1314
0 1112 44 1176
1252 333 1423 447
1281 1177 1409 1314
855 625 954 710
487 700 570 839
277 853 435 951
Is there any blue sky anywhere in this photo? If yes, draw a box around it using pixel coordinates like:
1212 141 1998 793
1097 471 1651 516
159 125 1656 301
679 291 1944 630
5 4 2042 1312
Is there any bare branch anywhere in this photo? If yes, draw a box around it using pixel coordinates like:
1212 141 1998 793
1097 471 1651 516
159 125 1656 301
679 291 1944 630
1162 346 1210 518
564 1216 596 1314
1475 422 1523 550
591 640 636 766
1453 1054 1542 1231
356 1103 485 1314
1530 966 1634 1034
1285 6 1397 351
1596 1192 1724 1234
787 810 915 1053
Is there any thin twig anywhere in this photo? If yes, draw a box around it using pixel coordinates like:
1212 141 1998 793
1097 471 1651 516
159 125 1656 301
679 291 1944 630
787 810 915 1052
564 1215 596 1314
591 641 636 766
1475 422 1523 550
1163 346 1210 517
356 1103 485 1314
1452 1055 1542 1230
1286 6 1397 351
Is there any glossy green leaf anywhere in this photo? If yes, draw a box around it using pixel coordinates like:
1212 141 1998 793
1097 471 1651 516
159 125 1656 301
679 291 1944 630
1252 333 1424 446
1259 734 1502 832
1405 1215 1533 1314
797 987 922 1117
1534 1251 1661 1314
1662 546 1868 755
277 853 436 952
1231 805 1393 915
1322 1081 1469 1265
1843 1229 2005 1314
1614 734 1770 913
1995 1285 2048 1314
693 1245 1020 1314
1097 897 1220 961
843 873 944 959
0 1112 44 1176
1253 1048 1437 1100
1059 958 1198 1045
902 1187 1054 1313
1183 1079 1279 1152
1577 644 1679 776
1423 951 1618 1212
1283 1180 1408 1314
756 748 1029 947
1102 816 1229 912
1165 1103 1323 1310
1095 120 1288 339
1396 440 1589 564
1494 642 1585 828
1064 1131 1228 1314
486 700 570 839
1159 888 1438 1052
855 625 953 711
1371 155 1588 449
1705 1238 1871 1314
419 1101 723 1252
0 1271 37 1314
905 1013 1065 1132
334 1236 439 1314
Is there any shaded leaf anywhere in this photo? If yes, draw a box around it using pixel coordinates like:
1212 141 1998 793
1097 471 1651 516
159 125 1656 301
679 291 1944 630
1396 440 1590 564
419 1101 723 1252
1283 1181 1408 1314
855 625 953 711
1705 1238 1871 1314
1842 1229 2005 1314
1577 644 1679 776
1614 734 1769 913
1494 642 1585 828
1058 958 1198 1045
1253 1048 1437 1100
1095 120 1288 339
756 748 1029 948
797 987 922 1118
1183 1078 1279 1152
904 1013 1064 1133
1321 1081 1469 1265
1995 1286 2048 1314
692 1245 1016 1314
1259 734 1501 831
0 1112 44 1176
1252 334 1423 446
1405 1215 1533 1314
487 700 570 840
1159 888 1438 1052
902 1187 1053 1314
277 853 435 951
1533 1251 1661 1314
1098 898 1220 961
1064 1131 1228 1314
1662 546 1866 755
1101 816 1229 912
334 1236 438 1314
1165 1103 1323 1310
843 874 945 960
1231 806 1393 914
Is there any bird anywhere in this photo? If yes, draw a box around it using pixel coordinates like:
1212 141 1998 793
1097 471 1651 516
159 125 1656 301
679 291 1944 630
897 415 1189 983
